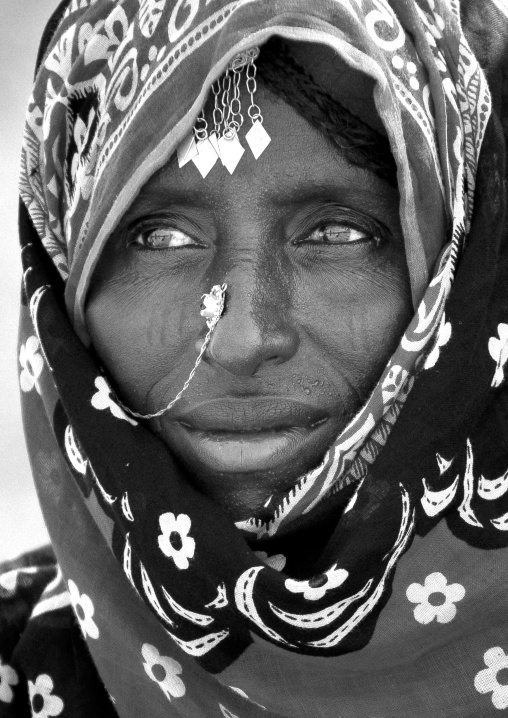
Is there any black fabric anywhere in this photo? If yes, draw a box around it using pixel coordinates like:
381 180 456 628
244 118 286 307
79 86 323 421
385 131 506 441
4 1 508 717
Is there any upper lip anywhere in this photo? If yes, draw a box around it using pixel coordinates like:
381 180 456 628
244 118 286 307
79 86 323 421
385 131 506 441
172 398 329 432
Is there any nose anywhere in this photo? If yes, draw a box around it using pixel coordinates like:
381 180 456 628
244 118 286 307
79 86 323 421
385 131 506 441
204 264 299 377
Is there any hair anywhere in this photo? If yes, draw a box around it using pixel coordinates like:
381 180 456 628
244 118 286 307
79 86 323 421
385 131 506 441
256 38 397 186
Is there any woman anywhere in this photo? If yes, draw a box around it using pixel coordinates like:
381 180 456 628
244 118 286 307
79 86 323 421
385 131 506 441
2 0 508 715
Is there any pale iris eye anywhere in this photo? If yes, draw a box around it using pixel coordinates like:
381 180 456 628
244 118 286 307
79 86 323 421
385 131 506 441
135 228 194 249
310 226 370 244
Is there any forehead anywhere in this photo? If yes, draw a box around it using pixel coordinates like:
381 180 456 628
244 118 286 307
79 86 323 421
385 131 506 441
124 87 395 217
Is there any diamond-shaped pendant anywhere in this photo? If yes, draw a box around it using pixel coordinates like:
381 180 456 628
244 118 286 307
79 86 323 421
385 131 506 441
245 120 271 160
208 131 222 162
192 138 219 178
218 133 245 174
177 133 198 168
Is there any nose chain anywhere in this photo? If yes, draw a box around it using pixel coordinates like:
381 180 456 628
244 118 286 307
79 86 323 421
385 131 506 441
115 284 227 420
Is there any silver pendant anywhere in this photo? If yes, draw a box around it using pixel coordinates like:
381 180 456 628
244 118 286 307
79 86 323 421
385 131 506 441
245 120 271 160
218 132 245 174
177 133 198 168
208 131 222 162
192 138 219 178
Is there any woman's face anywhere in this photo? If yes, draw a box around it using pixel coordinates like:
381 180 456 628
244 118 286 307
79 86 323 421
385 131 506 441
86 87 413 522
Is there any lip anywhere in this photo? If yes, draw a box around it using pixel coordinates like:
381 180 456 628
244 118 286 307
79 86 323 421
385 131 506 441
173 397 328 432
165 397 335 479
169 422 331 474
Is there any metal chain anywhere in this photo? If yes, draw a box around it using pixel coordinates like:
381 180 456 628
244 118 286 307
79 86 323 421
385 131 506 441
221 69 233 136
246 54 262 123
230 65 243 130
212 79 223 136
193 109 208 141
187 48 261 147
115 285 227 420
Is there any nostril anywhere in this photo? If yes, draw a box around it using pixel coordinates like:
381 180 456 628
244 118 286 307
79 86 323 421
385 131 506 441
265 355 283 365
250 355 285 375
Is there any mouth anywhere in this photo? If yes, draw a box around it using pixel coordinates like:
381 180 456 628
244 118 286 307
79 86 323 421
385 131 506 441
174 423 329 473
166 397 333 476
173 397 329 432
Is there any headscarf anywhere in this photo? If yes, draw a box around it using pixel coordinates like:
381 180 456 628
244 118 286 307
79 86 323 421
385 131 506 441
3 0 508 716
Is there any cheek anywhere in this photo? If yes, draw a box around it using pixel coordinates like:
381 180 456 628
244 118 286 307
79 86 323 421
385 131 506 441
85 279 197 405
351 287 411 361
297 258 413 384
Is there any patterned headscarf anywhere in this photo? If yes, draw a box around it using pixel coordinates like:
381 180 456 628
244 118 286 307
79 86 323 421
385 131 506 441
22 0 480 339
5 0 508 717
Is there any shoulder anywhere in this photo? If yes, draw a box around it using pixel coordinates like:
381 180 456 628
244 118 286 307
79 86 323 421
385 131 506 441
0 546 69 716
0 545 64 648
0 548 117 717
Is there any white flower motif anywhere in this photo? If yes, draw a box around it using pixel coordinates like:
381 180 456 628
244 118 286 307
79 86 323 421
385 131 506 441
141 643 185 701
254 551 286 571
406 572 465 624
424 314 452 369
28 674 63 717
488 323 508 388
0 658 19 704
475 647 508 710
285 564 348 601
67 580 99 639
19 336 44 393
91 376 138 425
158 513 195 569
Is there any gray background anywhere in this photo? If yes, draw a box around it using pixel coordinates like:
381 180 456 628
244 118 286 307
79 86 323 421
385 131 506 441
1 0 61 560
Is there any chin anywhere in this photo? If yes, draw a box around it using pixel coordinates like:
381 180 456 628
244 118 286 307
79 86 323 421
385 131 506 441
170 446 323 520
156 414 345 521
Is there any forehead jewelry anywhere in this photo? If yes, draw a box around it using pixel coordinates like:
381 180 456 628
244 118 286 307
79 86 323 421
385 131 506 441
176 46 271 178
116 284 227 420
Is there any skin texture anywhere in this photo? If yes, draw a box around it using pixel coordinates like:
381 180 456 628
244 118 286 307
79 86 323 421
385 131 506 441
86 86 413 523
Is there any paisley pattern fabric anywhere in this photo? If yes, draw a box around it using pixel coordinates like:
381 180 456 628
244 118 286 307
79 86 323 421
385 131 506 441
4 0 508 716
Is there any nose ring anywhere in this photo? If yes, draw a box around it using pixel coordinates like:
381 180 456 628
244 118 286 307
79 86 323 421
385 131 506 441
201 284 227 329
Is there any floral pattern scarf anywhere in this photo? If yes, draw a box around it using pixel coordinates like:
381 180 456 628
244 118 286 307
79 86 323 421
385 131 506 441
2 0 508 716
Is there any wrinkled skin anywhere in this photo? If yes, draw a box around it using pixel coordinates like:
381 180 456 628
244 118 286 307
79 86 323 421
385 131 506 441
86 86 413 522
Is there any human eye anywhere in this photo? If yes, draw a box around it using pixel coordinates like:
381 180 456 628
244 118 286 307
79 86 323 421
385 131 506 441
293 205 388 250
131 227 196 250
305 224 380 245
126 218 205 251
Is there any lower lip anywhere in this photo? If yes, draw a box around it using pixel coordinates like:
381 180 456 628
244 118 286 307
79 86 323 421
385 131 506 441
172 422 329 474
